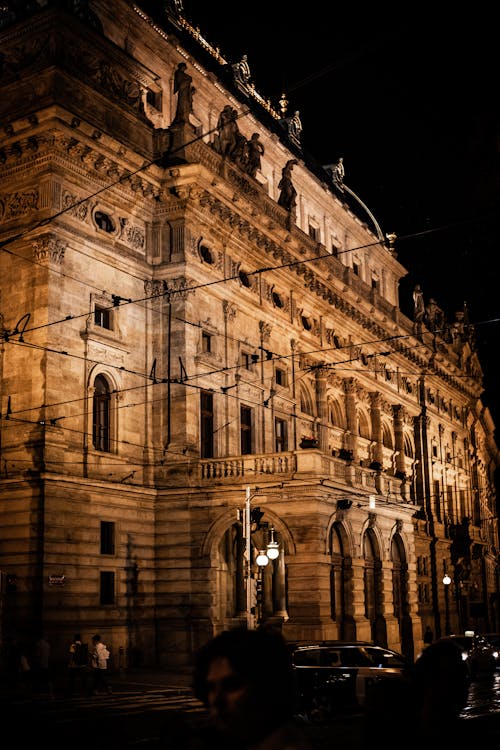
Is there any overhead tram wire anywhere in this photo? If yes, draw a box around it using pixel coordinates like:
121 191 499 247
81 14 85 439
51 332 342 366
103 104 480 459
2 319 484 432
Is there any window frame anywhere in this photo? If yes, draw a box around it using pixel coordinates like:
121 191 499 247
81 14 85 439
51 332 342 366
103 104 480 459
93 374 112 452
240 404 253 455
99 571 115 605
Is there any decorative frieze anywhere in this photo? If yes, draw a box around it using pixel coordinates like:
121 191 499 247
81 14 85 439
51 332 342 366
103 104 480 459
32 234 65 264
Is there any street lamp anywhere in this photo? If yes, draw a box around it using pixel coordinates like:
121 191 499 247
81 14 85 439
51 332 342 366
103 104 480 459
241 487 280 629
443 574 451 635
266 527 280 560
255 550 269 627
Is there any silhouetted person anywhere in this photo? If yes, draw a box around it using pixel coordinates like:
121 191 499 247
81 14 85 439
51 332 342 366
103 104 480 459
32 633 54 698
363 637 470 750
162 628 312 750
89 634 112 695
67 633 89 696
423 624 434 647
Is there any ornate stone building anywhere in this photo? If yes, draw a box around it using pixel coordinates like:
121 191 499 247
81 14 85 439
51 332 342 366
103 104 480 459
0 0 498 669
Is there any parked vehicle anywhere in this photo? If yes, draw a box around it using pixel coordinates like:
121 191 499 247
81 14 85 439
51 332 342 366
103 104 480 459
482 633 500 668
290 641 411 721
435 634 497 676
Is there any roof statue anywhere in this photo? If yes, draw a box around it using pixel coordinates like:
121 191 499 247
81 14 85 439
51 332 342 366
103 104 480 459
279 110 302 149
231 54 252 94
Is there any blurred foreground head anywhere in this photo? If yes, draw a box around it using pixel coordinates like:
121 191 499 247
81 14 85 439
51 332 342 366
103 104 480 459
193 628 295 744
413 637 469 734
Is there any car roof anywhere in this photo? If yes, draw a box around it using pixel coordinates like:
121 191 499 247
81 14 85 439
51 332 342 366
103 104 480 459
290 640 375 649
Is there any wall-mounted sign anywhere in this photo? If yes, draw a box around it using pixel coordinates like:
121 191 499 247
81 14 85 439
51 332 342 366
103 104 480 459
48 575 65 586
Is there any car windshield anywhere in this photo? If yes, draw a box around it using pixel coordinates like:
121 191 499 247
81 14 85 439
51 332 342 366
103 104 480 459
362 646 407 668
292 645 407 669
448 636 472 650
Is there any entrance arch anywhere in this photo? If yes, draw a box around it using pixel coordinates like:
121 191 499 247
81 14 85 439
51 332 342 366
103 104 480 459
391 532 414 658
363 527 386 646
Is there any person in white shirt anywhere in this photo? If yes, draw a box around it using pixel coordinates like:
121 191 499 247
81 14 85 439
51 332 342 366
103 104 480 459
90 634 112 695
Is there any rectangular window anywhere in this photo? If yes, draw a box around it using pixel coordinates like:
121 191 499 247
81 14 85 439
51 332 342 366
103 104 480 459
434 480 441 522
202 331 212 353
459 489 466 520
146 88 162 110
241 352 253 370
201 391 214 458
240 405 253 455
352 261 360 276
275 367 287 387
94 305 111 329
100 571 115 605
275 418 287 452
308 224 320 241
446 485 454 520
100 521 115 555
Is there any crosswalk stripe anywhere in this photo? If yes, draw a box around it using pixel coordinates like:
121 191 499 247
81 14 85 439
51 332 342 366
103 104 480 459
6 688 208 724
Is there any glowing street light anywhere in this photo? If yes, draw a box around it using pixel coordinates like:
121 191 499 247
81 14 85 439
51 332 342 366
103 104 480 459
443 573 451 635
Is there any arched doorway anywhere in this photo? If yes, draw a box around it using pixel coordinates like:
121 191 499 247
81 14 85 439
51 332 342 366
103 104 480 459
219 522 287 629
391 532 414 658
330 522 355 640
363 528 386 646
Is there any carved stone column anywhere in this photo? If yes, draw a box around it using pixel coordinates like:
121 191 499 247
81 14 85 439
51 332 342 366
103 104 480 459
344 378 358 459
315 367 328 453
393 404 406 476
369 391 383 465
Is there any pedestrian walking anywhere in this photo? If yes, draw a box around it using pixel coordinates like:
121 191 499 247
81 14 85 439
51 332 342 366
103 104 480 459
89 634 112 695
423 625 434 648
67 633 89 696
32 633 54 698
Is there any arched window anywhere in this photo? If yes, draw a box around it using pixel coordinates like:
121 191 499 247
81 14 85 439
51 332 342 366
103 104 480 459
358 410 370 439
382 423 394 449
93 374 111 452
199 244 214 264
403 434 414 459
300 385 315 416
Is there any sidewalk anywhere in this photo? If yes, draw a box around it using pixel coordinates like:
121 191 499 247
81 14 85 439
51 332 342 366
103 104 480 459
0 664 195 702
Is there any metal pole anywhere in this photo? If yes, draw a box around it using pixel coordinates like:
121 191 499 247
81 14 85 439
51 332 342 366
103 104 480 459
244 487 255 630
444 577 451 635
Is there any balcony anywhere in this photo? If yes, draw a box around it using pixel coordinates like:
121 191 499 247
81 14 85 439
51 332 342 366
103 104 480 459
193 450 409 503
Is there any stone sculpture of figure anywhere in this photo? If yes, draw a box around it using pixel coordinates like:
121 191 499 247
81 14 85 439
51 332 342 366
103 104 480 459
279 110 302 148
425 298 444 332
172 62 194 124
166 0 184 16
413 284 425 322
332 157 345 190
232 54 251 89
246 132 264 177
278 159 298 212
213 104 240 158
288 110 302 142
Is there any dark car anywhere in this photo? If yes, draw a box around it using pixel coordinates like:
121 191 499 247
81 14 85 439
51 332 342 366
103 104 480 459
290 641 411 721
482 633 500 669
435 634 497 676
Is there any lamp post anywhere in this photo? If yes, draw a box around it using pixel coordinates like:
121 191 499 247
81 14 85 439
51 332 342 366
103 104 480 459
241 487 280 630
443 574 451 635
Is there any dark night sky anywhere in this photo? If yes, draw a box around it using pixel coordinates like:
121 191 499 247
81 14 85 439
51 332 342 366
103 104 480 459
181 3 500 429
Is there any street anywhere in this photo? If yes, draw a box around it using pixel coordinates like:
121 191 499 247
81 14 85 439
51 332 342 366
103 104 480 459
2 669 500 749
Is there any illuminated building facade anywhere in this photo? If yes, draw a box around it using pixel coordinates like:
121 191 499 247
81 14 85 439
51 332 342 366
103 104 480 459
0 0 498 669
